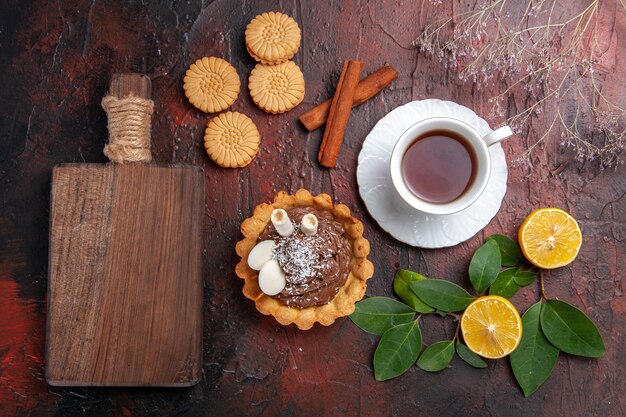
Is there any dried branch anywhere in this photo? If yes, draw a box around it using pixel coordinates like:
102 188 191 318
415 0 625 170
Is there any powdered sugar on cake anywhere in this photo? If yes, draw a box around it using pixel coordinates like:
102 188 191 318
273 223 327 283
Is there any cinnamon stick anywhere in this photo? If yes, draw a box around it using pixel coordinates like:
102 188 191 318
300 65 397 131
318 60 362 168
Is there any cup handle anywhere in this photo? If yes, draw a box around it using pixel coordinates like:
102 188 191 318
482 126 513 147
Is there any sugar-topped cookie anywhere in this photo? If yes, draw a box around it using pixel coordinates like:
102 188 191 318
248 61 305 114
245 12 301 65
183 57 240 113
204 111 260 168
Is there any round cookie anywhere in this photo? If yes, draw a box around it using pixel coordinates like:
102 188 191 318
249 61 305 114
245 12 301 64
204 112 260 168
183 57 240 113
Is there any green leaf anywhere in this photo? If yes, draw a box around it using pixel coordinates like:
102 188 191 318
489 268 522 299
456 341 488 368
540 300 605 358
416 340 455 372
349 297 416 336
488 234 522 266
469 239 501 293
410 279 475 312
510 303 560 397
512 270 537 286
374 320 422 381
393 270 435 313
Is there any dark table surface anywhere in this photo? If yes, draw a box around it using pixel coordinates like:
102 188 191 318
1 0 624 416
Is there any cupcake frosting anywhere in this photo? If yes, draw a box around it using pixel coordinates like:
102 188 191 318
258 207 351 308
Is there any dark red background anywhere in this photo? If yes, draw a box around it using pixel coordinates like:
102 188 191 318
0 0 624 416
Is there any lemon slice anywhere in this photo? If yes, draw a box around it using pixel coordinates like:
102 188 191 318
518 208 582 269
461 296 522 359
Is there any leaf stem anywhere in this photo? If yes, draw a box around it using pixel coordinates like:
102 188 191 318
539 269 547 300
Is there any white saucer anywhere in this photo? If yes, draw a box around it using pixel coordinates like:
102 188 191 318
356 99 508 248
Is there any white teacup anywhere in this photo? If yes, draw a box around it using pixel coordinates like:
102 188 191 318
390 117 512 215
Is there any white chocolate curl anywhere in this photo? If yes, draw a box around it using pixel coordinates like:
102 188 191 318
300 213 318 235
271 209 294 237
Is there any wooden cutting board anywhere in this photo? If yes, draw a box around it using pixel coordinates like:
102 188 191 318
46 74 204 386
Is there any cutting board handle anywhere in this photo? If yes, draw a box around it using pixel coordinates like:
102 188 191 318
102 73 154 164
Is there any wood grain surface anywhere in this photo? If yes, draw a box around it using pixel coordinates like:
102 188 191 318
0 0 623 416
47 163 204 386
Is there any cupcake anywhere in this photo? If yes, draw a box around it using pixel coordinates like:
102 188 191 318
235 189 374 330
